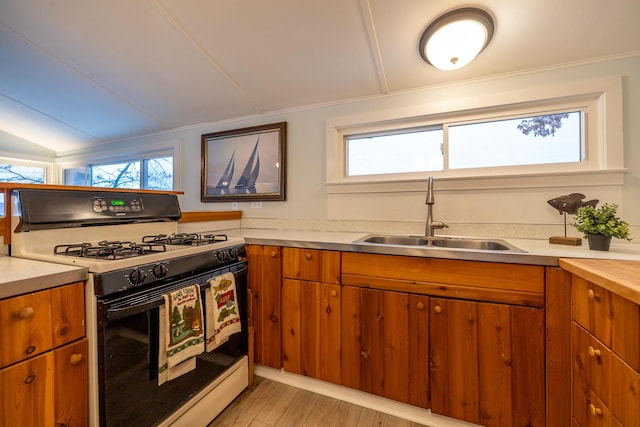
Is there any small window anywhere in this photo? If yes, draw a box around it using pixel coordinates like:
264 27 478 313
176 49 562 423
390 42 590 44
448 111 583 169
63 154 174 190
346 128 443 176
0 162 47 216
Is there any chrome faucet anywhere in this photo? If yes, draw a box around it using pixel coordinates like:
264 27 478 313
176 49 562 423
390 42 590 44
425 176 448 237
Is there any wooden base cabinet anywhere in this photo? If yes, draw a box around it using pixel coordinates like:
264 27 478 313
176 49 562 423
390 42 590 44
571 275 640 427
247 245 282 369
0 282 87 427
341 287 429 407
430 298 545 427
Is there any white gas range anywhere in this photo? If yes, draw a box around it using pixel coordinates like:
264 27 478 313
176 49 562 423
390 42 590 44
11 188 249 427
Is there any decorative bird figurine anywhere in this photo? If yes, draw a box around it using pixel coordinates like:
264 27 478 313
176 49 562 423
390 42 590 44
547 193 598 215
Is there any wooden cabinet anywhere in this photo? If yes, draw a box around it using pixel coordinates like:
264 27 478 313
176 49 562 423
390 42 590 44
246 245 282 369
430 298 545 427
341 286 429 407
281 248 341 383
0 282 87 427
571 275 640 427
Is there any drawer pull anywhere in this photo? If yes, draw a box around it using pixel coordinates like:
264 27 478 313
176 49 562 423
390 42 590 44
416 302 425 311
270 251 277 258
589 403 603 416
330 290 337 297
17 306 34 319
70 353 84 365
24 374 36 384
433 305 442 314
587 289 601 300
305 253 312 260
588 346 601 357
25 345 36 355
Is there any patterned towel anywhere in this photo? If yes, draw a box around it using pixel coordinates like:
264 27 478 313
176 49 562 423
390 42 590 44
205 272 242 352
158 284 205 385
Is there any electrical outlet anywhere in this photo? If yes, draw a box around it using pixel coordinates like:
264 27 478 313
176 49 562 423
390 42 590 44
251 202 262 208
231 202 238 210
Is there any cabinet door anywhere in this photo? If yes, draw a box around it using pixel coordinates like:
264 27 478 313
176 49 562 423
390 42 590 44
282 248 340 284
341 287 384 396
282 280 341 384
51 282 85 347
54 338 88 427
408 294 429 408
430 298 545 427
246 245 282 368
0 290 52 368
0 351 54 427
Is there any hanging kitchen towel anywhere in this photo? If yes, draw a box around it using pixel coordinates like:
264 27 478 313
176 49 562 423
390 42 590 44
158 284 205 385
205 272 241 352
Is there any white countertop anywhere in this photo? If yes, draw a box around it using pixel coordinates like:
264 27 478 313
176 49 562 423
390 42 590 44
239 229 640 266
0 256 88 299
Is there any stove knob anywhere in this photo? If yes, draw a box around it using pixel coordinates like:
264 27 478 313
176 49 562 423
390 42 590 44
215 251 227 263
152 263 168 279
228 248 238 259
129 268 147 285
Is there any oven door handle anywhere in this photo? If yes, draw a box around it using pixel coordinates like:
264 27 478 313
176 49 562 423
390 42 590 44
105 265 248 321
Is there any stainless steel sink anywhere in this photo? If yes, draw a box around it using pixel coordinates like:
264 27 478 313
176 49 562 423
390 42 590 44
353 234 525 252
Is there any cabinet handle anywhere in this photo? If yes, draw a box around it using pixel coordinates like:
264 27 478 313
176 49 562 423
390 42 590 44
589 403 603 416
360 350 369 360
270 251 277 258
433 305 442 314
416 302 425 311
17 306 34 319
70 353 84 365
588 346 601 357
305 253 312 260
587 289 601 300
330 290 337 297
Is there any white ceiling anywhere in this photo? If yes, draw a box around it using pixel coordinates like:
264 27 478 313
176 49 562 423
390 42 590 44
1 0 639 154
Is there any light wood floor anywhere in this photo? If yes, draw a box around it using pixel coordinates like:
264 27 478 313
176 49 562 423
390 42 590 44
208 377 427 427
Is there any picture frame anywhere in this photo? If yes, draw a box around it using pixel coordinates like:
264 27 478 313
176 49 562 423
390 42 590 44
201 122 286 202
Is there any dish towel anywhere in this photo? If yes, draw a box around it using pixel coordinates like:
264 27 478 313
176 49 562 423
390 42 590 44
205 272 242 352
158 284 205 385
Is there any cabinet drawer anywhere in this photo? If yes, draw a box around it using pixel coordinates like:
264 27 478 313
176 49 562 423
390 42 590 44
572 323 612 408
0 289 53 368
282 248 340 284
52 282 85 347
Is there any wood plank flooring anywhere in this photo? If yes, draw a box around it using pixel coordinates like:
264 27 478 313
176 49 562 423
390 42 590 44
208 377 427 427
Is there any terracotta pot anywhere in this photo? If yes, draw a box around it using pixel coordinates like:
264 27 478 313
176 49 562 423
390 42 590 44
586 234 612 251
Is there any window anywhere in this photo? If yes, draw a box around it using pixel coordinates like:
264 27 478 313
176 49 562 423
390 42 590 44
64 155 174 190
328 76 623 190
0 160 48 216
344 111 583 177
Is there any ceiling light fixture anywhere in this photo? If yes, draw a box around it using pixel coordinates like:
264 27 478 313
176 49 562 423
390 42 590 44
419 7 494 71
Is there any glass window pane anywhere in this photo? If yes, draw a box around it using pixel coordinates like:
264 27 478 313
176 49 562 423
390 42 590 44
449 112 583 169
64 168 88 186
346 129 444 176
91 161 141 189
0 164 45 183
145 156 173 190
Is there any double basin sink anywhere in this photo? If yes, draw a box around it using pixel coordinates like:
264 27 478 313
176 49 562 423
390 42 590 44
353 234 525 253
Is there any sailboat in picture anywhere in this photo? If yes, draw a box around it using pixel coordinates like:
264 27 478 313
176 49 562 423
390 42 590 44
215 150 235 189
235 139 260 189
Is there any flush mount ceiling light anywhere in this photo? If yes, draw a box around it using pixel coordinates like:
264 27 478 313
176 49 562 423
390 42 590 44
419 7 494 71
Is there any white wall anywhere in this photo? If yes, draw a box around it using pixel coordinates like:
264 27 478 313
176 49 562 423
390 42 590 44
57 55 640 239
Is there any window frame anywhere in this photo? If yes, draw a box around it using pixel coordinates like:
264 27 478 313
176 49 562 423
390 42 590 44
326 76 624 193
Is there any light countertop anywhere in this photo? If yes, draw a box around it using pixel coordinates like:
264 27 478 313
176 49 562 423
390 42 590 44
0 256 88 299
239 229 640 266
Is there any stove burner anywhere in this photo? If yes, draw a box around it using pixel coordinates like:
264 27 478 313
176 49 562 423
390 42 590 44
142 233 228 246
54 240 167 260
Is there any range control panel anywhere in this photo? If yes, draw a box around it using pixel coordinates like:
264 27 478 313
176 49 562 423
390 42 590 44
92 197 144 214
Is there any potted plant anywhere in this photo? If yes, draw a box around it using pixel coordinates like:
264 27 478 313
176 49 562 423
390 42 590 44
571 203 631 251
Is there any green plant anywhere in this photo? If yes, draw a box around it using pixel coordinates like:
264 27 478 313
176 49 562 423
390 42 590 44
571 203 631 240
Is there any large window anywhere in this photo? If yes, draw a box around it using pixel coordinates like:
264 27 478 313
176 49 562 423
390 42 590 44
64 155 174 190
328 76 623 190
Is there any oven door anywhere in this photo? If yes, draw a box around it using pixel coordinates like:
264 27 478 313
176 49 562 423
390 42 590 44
96 262 248 427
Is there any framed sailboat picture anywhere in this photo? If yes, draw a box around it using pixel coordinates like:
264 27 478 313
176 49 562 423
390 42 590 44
201 122 286 202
